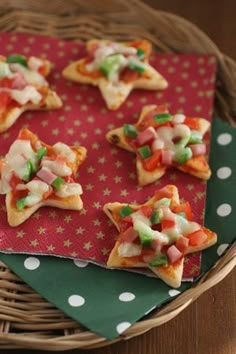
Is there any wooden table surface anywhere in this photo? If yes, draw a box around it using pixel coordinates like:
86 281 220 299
0 1 235 353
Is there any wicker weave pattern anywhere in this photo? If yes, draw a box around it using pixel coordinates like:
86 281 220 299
0 0 235 349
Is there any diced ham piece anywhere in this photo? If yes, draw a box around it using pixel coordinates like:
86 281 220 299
135 127 156 146
119 227 138 243
175 235 189 254
12 72 27 90
167 245 183 264
189 144 206 156
161 150 174 165
151 238 162 252
36 168 57 185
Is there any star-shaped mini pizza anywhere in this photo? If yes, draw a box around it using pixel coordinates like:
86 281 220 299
103 185 217 288
0 54 62 133
62 39 168 110
106 104 211 185
0 129 87 226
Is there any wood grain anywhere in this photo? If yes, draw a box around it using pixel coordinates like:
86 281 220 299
0 0 235 353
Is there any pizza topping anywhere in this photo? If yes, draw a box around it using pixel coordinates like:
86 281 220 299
189 143 206 156
36 147 47 160
55 182 83 198
84 41 148 83
118 242 142 258
53 142 76 163
16 180 50 207
123 124 137 138
0 62 11 78
166 245 183 264
149 254 168 267
6 54 28 67
9 63 47 87
119 205 134 218
10 86 42 105
153 113 172 124
41 157 72 177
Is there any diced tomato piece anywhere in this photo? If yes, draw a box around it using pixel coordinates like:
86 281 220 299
173 202 193 221
151 223 162 232
151 238 162 252
184 117 200 130
38 65 48 77
135 127 156 146
0 77 13 88
161 150 173 166
140 205 153 218
119 227 138 243
0 92 11 114
9 173 22 189
175 235 189 254
143 150 162 171
123 215 133 223
120 67 139 83
161 219 175 229
186 229 208 246
64 176 75 183
167 245 183 264
119 219 133 232
77 58 102 79
189 143 206 156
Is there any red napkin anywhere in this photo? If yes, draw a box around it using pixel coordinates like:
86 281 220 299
0 33 216 278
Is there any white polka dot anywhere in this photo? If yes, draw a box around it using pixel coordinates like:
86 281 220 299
73 259 88 268
216 203 232 217
24 257 40 270
68 295 85 307
217 243 229 256
116 321 131 334
217 133 232 146
119 292 136 302
168 289 181 297
216 167 232 179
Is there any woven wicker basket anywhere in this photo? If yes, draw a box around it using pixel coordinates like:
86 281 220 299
0 0 235 350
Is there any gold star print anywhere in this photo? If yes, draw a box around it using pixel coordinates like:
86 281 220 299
0 205 6 212
56 226 64 234
64 240 72 247
59 115 66 122
80 132 88 139
96 231 104 240
30 239 39 247
67 128 74 135
120 189 129 197
187 184 194 191
83 241 92 251
3 132 10 139
47 244 55 251
98 156 106 164
52 129 59 136
32 211 41 219
16 230 25 238
70 251 78 257
103 188 111 196
62 39 167 110
93 219 101 226
95 128 102 135
170 174 177 181
87 116 94 123
76 226 85 235
92 142 100 150
113 176 122 183
38 227 46 235
80 208 87 215
93 201 102 209
110 148 118 156
106 104 212 185
102 248 110 256
86 184 94 191
41 120 48 127
99 174 107 181
64 215 72 223
87 166 95 174
73 119 81 126
49 211 58 219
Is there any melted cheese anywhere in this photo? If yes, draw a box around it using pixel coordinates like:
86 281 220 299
0 62 11 78
41 158 72 177
55 182 82 198
16 180 49 206
28 56 44 71
53 142 76 163
9 63 47 86
118 242 142 257
10 85 42 105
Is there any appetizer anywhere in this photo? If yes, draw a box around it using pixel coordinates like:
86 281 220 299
62 39 168 110
106 104 211 185
0 129 87 226
104 185 217 288
0 54 62 132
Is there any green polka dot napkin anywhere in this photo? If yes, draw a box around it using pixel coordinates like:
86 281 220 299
0 117 235 340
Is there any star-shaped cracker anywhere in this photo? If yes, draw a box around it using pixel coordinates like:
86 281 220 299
106 104 211 185
103 185 217 288
62 39 168 110
0 129 87 226
0 54 62 133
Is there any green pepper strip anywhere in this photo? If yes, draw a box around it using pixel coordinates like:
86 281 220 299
123 124 137 139
149 254 168 267
52 177 64 190
153 113 172 124
16 197 27 210
6 55 28 67
119 205 134 218
138 145 152 159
